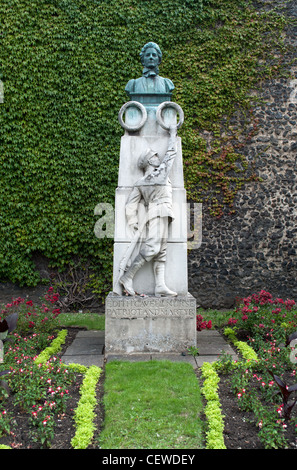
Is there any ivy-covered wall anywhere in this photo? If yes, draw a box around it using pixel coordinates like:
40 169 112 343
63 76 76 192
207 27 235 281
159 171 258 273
0 0 295 307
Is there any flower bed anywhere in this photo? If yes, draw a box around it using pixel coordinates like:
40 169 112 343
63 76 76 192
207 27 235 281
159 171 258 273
1 288 297 449
0 289 102 449
212 290 297 449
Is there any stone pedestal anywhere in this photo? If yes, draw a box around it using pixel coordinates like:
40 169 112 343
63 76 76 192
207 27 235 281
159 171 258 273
105 293 196 354
104 42 197 355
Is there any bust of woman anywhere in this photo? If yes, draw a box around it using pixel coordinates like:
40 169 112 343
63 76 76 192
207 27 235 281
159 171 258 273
125 42 174 99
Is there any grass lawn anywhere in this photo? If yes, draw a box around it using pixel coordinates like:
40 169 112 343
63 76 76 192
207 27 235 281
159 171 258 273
99 360 205 449
58 312 105 330
197 308 234 329
57 311 208 449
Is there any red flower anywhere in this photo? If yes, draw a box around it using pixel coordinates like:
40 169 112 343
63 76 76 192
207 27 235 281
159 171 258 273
272 308 281 314
196 315 212 331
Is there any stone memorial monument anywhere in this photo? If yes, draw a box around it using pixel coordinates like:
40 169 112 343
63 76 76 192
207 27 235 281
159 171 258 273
105 42 197 354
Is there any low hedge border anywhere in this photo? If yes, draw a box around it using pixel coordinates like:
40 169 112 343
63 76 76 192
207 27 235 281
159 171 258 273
71 365 102 449
201 362 226 449
223 327 259 363
34 329 68 366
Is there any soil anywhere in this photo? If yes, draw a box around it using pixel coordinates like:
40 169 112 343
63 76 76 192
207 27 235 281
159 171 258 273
217 373 264 449
1 327 297 450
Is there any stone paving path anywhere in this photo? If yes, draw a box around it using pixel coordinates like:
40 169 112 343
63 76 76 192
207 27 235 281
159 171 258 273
61 329 238 369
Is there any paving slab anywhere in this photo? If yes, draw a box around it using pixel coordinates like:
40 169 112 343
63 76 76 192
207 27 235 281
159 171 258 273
61 328 238 369
61 330 105 368
62 354 105 368
197 329 238 360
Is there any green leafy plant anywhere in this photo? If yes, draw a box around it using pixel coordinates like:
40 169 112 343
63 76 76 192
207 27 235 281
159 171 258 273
268 370 297 421
201 362 226 449
214 351 235 374
224 326 258 363
0 371 10 398
34 329 68 366
0 411 11 438
187 346 200 357
71 365 101 449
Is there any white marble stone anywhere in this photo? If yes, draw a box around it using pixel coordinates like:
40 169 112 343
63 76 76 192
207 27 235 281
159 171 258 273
114 187 187 243
117 135 184 188
113 242 188 296
105 293 196 354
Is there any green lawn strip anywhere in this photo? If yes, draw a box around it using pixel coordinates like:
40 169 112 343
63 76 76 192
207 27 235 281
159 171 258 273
58 313 105 331
99 360 204 449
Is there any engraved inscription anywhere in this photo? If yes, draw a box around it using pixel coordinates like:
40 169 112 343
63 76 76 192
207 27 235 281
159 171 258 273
106 294 196 318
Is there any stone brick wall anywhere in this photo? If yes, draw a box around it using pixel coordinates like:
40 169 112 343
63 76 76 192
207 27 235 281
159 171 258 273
188 0 297 308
